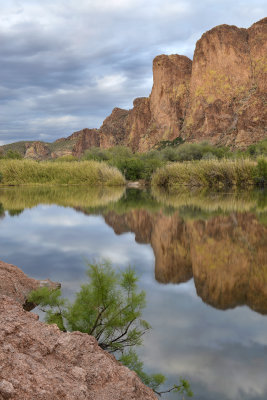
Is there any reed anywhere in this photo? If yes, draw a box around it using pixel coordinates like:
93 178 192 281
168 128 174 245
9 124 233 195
151 159 258 190
0 160 125 186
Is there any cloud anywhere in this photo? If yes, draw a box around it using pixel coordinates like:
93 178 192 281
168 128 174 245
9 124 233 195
0 0 266 143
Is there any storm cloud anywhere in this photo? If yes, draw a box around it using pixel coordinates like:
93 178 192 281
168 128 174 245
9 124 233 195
0 0 266 144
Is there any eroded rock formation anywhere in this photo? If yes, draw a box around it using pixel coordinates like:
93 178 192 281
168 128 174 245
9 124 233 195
25 141 51 160
99 18 266 151
0 260 60 310
104 209 267 313
0 261 156 399
0 295 156 400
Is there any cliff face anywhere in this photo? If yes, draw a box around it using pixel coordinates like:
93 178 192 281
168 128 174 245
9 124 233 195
0 261 156 400
186 18 267 147
99 55 192 152
98 17 266 151
24 141 51 160
104 209 267 314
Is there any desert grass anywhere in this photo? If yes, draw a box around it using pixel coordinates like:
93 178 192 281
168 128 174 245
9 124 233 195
151 159 257 190
0 160 125 186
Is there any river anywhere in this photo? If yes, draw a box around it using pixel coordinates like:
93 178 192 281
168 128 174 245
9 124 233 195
0 185 266 400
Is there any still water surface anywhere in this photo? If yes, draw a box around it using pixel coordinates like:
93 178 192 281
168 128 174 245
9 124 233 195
0 185 266 400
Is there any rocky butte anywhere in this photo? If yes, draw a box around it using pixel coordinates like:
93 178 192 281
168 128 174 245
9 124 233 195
0 18 266 159
0 261 156 400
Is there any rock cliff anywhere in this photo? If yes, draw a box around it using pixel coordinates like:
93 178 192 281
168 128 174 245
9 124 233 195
0 261 157 400
99 18 266 151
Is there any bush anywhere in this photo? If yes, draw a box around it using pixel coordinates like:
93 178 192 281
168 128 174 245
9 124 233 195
246 139 267 158
5 150 23 159
55 155 78 162
82 147 110 161
28 262 193 397
254 159 267 187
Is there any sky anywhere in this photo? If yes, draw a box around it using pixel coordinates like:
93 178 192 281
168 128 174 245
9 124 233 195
0 0 266 145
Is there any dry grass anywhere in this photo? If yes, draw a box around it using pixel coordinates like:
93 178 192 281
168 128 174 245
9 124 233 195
0 160 125 186
151 159 257 190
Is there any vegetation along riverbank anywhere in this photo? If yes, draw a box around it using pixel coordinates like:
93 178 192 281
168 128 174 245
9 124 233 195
0 140 266 188
0 159 125 186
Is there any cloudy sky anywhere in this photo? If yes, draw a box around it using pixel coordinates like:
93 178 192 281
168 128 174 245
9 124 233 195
0 0 266 145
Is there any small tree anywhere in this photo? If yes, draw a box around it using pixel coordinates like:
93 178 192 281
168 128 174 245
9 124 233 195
28 261 193 398
29 261 150 353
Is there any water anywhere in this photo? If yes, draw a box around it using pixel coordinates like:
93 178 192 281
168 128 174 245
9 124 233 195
0 185 266 400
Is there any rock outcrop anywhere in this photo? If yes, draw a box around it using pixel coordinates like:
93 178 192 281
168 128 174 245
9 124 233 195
0 260 60 310
0 295 156 400
0 261 156 399
104 209 267 313
69 128 100 157
99 18 266 151
24 141 51 160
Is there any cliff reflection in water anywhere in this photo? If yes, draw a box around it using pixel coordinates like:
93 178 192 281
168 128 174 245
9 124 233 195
0 186 266 314
104 209 267 314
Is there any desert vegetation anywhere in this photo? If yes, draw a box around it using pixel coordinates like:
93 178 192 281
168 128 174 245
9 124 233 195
151 158 267 190
28 261 193 398
0 140 266 187
0 159 125 186
82 140 267 184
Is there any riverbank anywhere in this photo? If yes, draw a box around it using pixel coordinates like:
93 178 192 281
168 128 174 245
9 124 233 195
0 159 125 186
151 159 267 190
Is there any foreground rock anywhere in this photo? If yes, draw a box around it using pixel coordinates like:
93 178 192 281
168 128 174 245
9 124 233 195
0 295 156 400
0 260 60 311
0 261 156 399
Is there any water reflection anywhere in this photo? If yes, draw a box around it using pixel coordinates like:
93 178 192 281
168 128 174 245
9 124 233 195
104 209 267 314
0 186 267 400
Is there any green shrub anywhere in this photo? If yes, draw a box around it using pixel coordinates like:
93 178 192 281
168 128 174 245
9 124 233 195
82 147 110 161
159 142 229 162
254 159 267 186
114 157 145 180
55 155 78 162
28 261 193 397
246 139 267 158
5 150 23 159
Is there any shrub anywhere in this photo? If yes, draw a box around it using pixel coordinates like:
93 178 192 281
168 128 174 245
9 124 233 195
5 150 23 159
28 262 193 398
82 147 110 161
254 158 267 187
55 155 78 162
